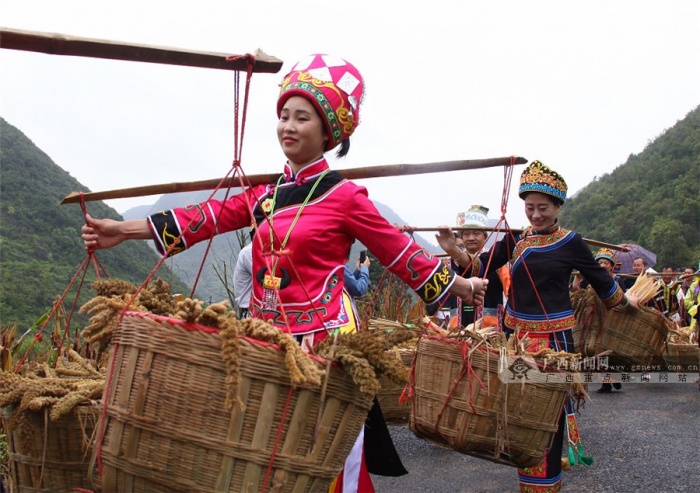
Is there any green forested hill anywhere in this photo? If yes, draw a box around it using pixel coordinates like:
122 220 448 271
2 102 698 330
0 118 190 329
560 105 700 268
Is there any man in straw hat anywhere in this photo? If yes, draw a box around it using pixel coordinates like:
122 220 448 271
451 205 509 328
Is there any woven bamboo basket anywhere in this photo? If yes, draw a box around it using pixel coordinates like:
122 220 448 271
377 348 414 424
573 291 670 370
661 343 700 372
97 311 374 493
408 336 570 468
4 401 99 493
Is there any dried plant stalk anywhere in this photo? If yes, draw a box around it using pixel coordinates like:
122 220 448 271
628 272 662 305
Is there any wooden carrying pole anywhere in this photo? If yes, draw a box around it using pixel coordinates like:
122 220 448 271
406 227 630 252
0 27 283 73
61 156 528 204
618 272 690 279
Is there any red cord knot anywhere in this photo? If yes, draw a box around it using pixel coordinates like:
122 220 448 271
78 192 90 221
226 53 256 66
232 159 242 170
262 248 292 258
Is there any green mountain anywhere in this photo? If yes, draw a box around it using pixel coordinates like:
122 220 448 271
3 101 696 330
0 117 191 329
559 105 700 269
121 189 250 305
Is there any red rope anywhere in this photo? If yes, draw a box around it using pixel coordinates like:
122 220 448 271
94 59 261 476
261 385 295 493
434 339 486 428
16 193 115 372
57 255 92 355
13 255 92 373
482 156 516 279
188 61 254 296
183 57 335 333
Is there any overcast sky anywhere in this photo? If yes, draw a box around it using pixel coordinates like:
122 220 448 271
2 0 699 245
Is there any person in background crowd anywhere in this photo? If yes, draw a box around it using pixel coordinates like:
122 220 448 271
681 267 696 296
684 265 700 336
431 234 465 328
81 53 487 493
627 257 664 310
660 265 683 324
595 248 625 393
436 161 639 493
448 205 508 328
344 251 371 298
444 235 466 326
232 242 253 318
680 266 696 326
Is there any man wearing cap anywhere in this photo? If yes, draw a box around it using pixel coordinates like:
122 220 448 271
450 205 508 328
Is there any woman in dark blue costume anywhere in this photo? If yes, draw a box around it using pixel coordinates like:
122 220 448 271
437 160 640 492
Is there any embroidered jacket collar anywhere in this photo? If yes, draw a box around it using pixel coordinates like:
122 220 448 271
523 221 561 238
282 157 330 185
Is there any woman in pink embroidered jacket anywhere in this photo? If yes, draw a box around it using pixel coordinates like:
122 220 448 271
82 54 486 344
82 53 489 493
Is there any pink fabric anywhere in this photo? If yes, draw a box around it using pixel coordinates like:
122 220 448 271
149 158 453 336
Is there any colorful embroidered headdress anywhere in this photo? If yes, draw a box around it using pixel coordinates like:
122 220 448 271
456 205 490 228
595 248 617 265
277 54 364 151
518 160 568 203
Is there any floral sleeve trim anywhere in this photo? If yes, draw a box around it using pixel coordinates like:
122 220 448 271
148 211 185 257
601 284 625 308
417 262 455 304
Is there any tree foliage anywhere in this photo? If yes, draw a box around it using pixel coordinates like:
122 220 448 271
0 118 191 329
560 105 700 269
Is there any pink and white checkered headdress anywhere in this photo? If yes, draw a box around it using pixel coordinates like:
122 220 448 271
277 54 364 150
